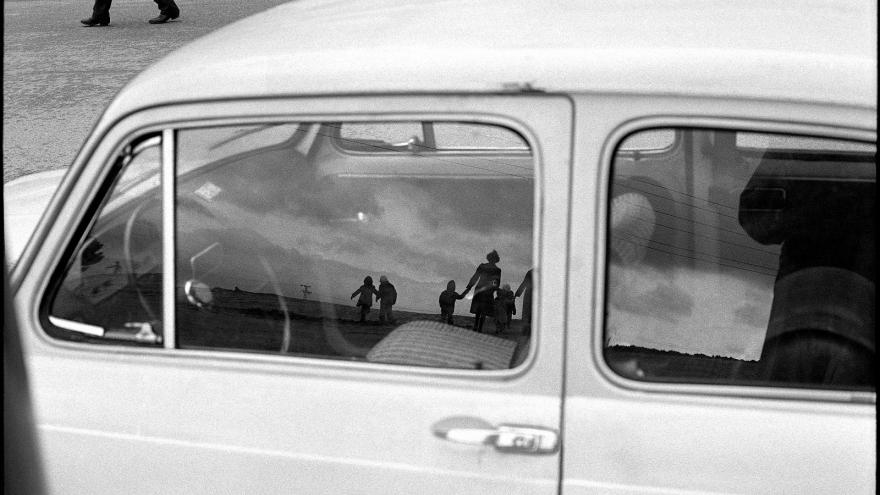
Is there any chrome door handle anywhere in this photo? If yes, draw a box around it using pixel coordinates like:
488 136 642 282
432 416 559 454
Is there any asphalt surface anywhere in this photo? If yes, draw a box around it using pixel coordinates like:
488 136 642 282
3 0 294 183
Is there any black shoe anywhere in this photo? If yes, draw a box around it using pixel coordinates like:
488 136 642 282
148 11 179 24
81 17 110 26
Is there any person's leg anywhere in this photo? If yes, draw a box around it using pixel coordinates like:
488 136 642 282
475 314 485 332
153 0 180 16
93 0 111 19
82 0 111 25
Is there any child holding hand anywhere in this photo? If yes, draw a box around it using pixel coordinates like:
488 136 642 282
439 280 470 325
351 276 380 322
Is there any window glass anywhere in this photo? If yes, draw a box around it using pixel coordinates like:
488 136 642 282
617 129 676 152
175 121 535 369
48 136 163 345
338 122 529 152
433 122 528 150
605 128 875 391
736 132 876 152
176 123 303 176
338 123 424 152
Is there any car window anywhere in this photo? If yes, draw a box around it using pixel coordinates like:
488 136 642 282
432 122 529 150
45 121 536 369
48 135 164 345
617 129 676 153
338 122 426 152
337 121 530 153
605 128 875 391
176 123 304 176
174 122 535 368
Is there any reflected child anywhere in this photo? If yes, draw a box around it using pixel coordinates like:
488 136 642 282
351 276 380 322
439 280 470 325
494 283 516 334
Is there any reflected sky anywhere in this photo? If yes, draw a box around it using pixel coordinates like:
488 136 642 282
176 125 535 316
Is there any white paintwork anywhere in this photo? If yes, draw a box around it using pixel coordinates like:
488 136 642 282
8 0 875 494
106 0 876 120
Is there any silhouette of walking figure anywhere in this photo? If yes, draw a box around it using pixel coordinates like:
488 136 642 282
494 283 516 334
465 250 501 332
351 276 380 322
377 275 398 324
439 280 470 325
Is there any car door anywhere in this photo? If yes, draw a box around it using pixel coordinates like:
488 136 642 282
563 94 876 494
14 95 572 494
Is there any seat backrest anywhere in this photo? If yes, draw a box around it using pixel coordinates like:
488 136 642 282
759 329 875 388
760 267 875 388
764 266 875 354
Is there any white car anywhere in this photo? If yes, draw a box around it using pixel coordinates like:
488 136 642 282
6 0 875 493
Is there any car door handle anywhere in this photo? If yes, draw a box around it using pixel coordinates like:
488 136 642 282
432 416 559 454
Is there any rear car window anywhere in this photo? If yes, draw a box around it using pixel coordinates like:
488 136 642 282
604 128 875 391
337 121 529 152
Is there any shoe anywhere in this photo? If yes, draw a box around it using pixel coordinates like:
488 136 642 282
81 17 110 26
148 11 179 24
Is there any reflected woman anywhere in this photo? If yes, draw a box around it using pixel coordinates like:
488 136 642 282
465 250 502 332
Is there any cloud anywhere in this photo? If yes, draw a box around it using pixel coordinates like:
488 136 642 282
178 174 534 314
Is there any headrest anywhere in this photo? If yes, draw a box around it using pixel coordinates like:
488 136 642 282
610 192 656 264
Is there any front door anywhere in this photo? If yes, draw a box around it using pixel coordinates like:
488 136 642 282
19 95 573 494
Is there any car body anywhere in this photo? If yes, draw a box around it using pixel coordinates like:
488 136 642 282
6 0 875 494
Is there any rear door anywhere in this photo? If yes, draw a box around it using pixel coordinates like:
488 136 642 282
564 95 875 494
16 95 573 494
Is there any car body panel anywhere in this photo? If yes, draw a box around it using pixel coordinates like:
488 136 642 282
8 1 875 494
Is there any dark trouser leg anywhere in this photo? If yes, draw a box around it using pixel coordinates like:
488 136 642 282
154 0 179 16
92 0 111 20
473 314 484 332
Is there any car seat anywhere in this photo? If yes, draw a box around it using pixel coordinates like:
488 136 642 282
758 267 875 387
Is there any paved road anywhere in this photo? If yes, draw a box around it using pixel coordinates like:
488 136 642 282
3 0 293 183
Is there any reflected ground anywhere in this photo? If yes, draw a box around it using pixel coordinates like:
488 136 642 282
177 286 530 359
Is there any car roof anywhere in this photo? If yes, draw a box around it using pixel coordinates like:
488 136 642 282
106 0 876 119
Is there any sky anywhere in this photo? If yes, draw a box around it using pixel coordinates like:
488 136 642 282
176 125 536 316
